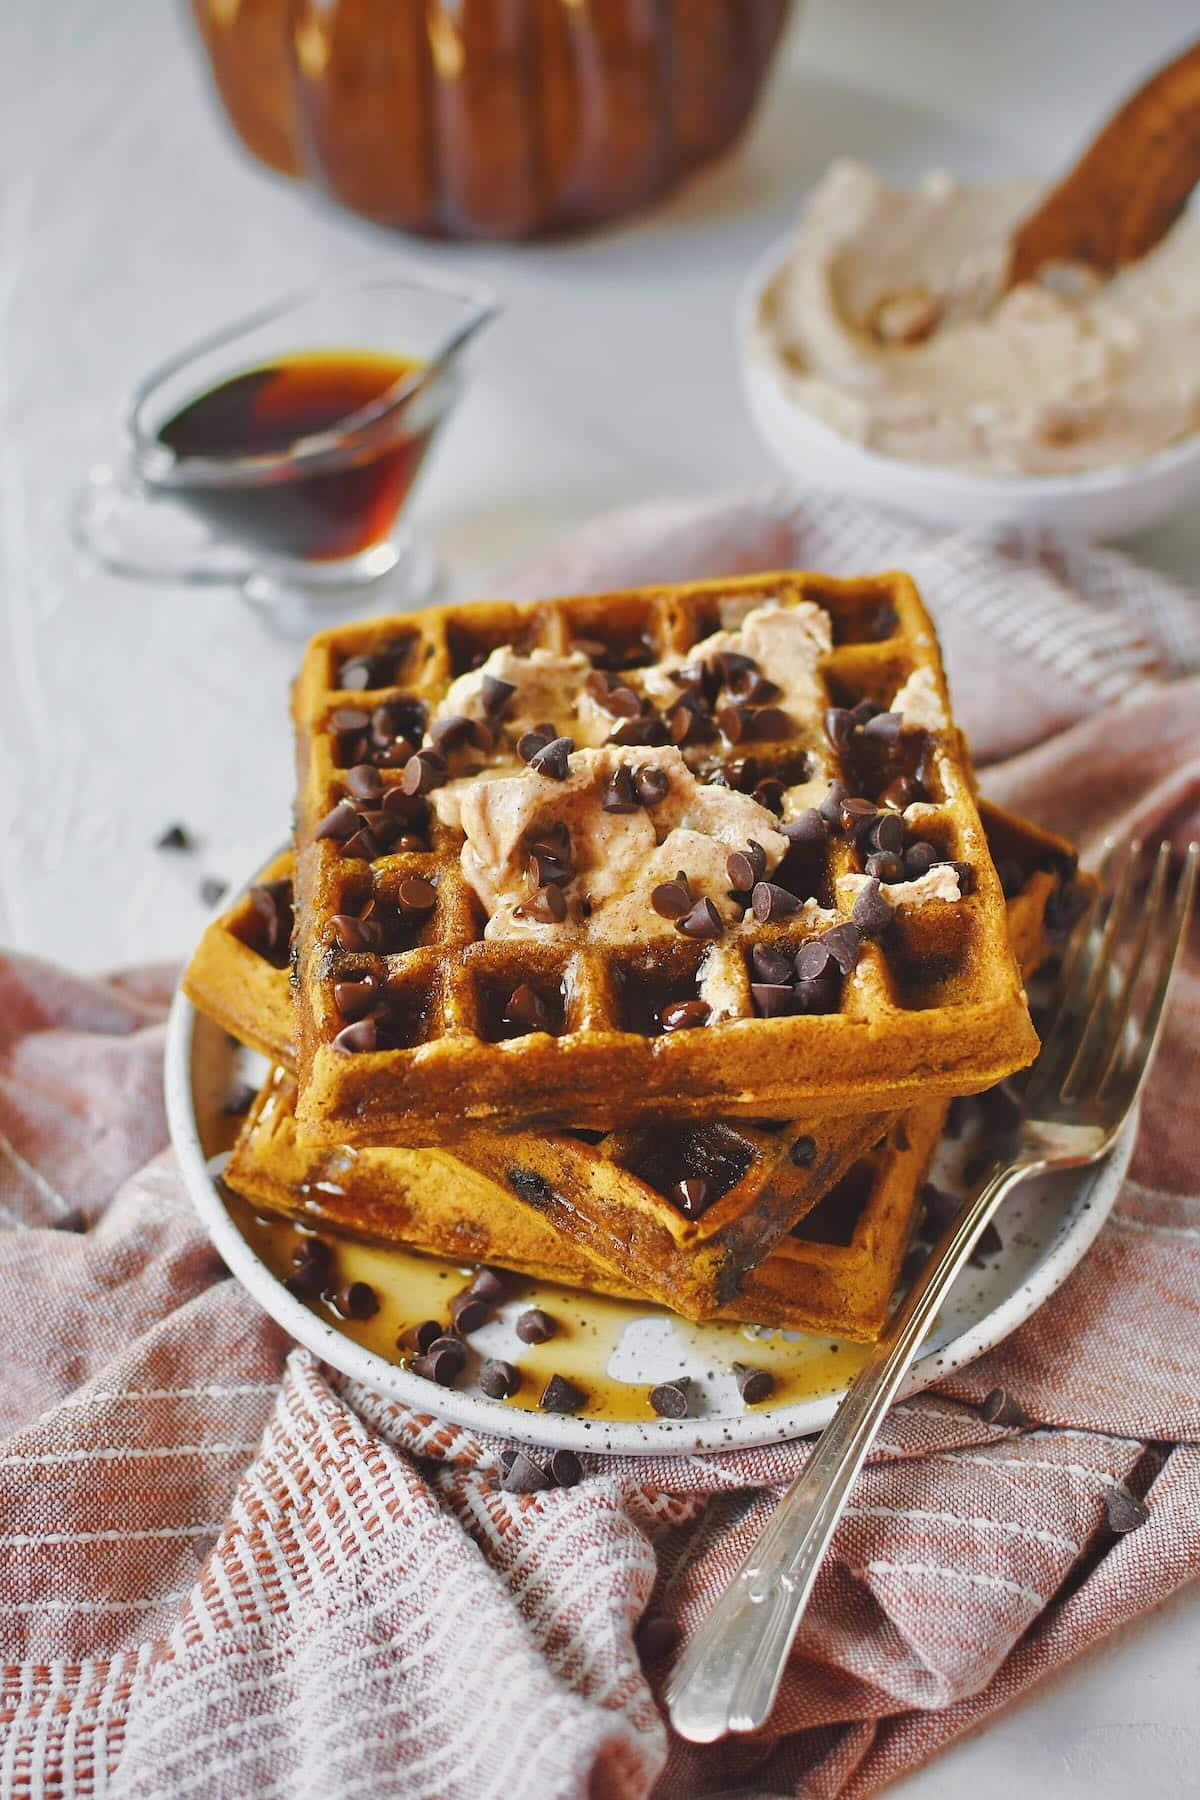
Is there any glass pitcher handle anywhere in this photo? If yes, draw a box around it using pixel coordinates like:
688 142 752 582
72 458 255 586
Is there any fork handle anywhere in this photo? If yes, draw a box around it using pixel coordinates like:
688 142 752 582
664 1156 1031 1744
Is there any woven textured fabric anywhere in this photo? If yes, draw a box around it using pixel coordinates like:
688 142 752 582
2 494 1199 1799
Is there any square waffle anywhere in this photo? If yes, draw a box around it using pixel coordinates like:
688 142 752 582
290 572 1038 1147
184 803 1077 1318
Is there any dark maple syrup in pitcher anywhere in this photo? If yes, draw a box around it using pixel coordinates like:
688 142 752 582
156 350 431 562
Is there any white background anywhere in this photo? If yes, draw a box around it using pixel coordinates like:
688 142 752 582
1 3 1198 1792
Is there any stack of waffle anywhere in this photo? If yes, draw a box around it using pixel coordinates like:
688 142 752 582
186 572 1083 1353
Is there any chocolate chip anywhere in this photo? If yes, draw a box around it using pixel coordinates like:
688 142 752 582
635 1614 679 1660
381 786 427 821
525 884 567 924
753 777 786 816
868 811 905 855
517 726 555 763
980 1387 1028 1428
862 710 903 745
741 673 781 706
315 799 361 842
651 878 692 920
649 1377 692 1418
529 736 574 780
781 809 828 847
674 1179 712 1218
467 1267 509 1303
526 845 569 887
790 969 840 1013
222 1081 257 1117
904 841 939 879
818 780 848 825
549 1448 582 1488
333 977 378 1021
838 796 878 837
734 1362 774 1404
727 842 768 891
427 1334 468 1367
425 714 471 756
608 715 669 748
480 1359 520 1400
286 1236 333 1299
1102 1486 1149 1533
751 983 797 1018
676 898 724 940
450 1291 492 1334
751 944 793 985
921 1183 959 1235
344 763 383 800
333 1281 379 1321
716 702 750 742
411 1348 461 1387
879 775 918 811
852 878 894 939
795 938 832 981
504 983 556 1034
480 674 516 716
199 877 228 908
818 921 863 974
751 881 801 923
864 852 903 883
333 1018 378 1054
722 755 761 793
398 1319 441 1354
746 705 792 740
516 1308 556 1345
968 1220 1003 1267
332 912 384 952
716 650 758 688
634 764 670 806
397 874 436 913
501 1450 550 1493
941 859 976 895
402 749 447 796
604 685 642 719
601 765 638 813
340 825 381 860
660 998 711 1032
851 697 880 724
156 823 193 851
790 1135 817 1167
539 1374 585 1414
667 701 703 745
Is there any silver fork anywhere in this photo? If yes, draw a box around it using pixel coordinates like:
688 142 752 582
666 838 1197 1744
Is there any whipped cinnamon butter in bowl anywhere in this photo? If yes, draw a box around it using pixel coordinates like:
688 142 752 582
739 159 1200 537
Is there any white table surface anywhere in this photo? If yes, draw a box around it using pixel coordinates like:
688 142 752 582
2 1 1197 1792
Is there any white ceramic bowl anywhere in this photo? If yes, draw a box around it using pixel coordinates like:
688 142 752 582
737 233 1200 539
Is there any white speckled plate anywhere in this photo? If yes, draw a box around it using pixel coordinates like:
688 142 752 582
166 986 1134 1457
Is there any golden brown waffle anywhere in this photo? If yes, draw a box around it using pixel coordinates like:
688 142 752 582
182 853 296 1064
185 801 1078 1319
226 1070 942 1340
290 572 1038 1147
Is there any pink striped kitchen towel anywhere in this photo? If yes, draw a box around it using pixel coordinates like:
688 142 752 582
1 494 1198 1799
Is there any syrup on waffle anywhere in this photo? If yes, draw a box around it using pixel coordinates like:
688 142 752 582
290 573 1038 1146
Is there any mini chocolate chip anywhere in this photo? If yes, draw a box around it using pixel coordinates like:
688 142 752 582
344 763 383 800
1102 1486 1149 1533
879 775 918 811
741 672 781 706
525 884 568 924
516 1308 556 1345
968 1220 1003 1266
540 1374 585 1414
734 1362 774 1404
549 1448 582 1488
399 1319 441 1354
381 786 427 821
412 1348 462 1387
751 881 801 923
504 983 555 1033
634 764 670 806
746 705 792 740
790 969 840 1013
862 710 903 745
751 944 793 985
397 874 437 913
865 851 904 883
818 921 863 974
716 702 750 742
480 674 516 716
427 714 474 755
754 777 786 816
782 808 829 846
427 1334 468 1367
608 715 669 748
199 876 228 907
402 749 447 796
529 736 574 780
479 1359 520 1400
940 858 976 895
501 1450 550 1493
286 1237 333 1299
467 1267 509 1303
222 1081 257 1117
334 1281 379 1321
676 898 724 940
921 1183 960 1236
852 878 894 939
751 983 797 1018
649 1377 692 1418
332 913 384 952
333 977 377 1021
980 1387 1028 1428
675 1179 711 1218
315 799 361 842
651 878 692 920
604 685 642 719
601 765 639 812
904 841 939 879
727 842 767 891
156 823 193 851
722 754 761 793
818 780 849 825
635 1613 679 1660
516 727 554 765
333 1015 378 1054
716 650 758 688
660 999 711 1032
450 1291 492 1334
790 1135 817 1167
794 938 832 980
839 796 878 834
869 811 905 855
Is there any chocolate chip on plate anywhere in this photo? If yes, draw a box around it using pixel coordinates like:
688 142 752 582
649 1377 692 1419
501 1450 550 1494
450 1290 492 1334
199 876 228 908
980 1387 1028 1428
398 1319 441 1354
426 1334 468 1368
660 999 710 1032
851 878 894 940
734 1362 775 1404
539 1373 585 1414
411 1348 462 1387
676 898 724 940
467 1267 509 1303
156 822 193 851
479 1358 520 1400
548 1448 583 1488
921 1182 960 1236
1102 1486 1149 1534
528 736 575 781
333 1281 379 1321
515 1308 556 1345
968 1220 1004 1266
790 1134 817 1167
751 881 801 923
635 1613 680 1661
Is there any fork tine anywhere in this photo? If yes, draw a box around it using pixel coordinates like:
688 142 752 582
1079 842 1172 1102
1059 843 1142 1101
1022 860 1111 1109
1099 842 1198 1112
